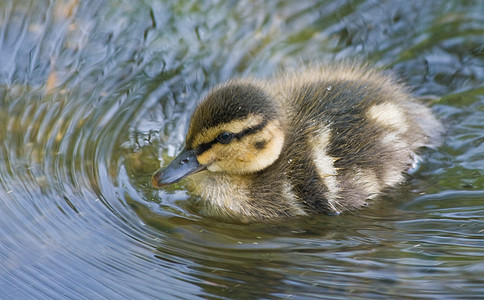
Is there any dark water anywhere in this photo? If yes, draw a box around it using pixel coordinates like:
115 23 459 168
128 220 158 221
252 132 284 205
1 0 483 298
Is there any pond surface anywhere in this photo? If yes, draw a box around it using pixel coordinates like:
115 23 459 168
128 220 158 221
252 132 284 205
1 0 484 298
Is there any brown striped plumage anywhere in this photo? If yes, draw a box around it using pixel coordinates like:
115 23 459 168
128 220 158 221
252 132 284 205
152 63 442 222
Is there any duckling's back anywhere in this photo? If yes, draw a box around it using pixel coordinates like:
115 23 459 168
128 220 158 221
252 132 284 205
265 64 442 214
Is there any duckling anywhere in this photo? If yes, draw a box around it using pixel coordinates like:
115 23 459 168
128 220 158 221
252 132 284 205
152 63 442 222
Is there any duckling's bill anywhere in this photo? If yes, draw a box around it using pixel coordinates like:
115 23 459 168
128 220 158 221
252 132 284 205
151 149 206 187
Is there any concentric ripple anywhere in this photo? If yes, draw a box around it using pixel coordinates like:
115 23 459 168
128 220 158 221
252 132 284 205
1 0 484 298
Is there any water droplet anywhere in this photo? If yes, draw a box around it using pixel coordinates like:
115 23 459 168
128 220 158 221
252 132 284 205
326 85 332 91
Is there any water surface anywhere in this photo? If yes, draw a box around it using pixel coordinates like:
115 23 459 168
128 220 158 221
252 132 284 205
1 0 483 298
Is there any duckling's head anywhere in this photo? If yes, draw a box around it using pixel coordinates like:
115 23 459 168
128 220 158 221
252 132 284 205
152 81 285 187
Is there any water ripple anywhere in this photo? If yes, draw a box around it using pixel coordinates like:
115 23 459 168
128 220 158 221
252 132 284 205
1 0 484 298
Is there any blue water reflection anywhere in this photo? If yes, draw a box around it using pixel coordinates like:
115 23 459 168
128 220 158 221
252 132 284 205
0 0 483 298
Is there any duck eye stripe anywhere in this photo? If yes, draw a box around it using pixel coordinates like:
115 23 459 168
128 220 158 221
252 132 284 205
195 140 216 155
194 120 269 155
234 119 268 139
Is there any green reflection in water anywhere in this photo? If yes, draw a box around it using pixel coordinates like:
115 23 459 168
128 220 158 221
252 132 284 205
0 0 484 299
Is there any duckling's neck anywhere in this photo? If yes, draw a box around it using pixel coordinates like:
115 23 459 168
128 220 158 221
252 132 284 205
186 171 258 220
186 168 307 222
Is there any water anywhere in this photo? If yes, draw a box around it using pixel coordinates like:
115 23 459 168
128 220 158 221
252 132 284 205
1 0 483 298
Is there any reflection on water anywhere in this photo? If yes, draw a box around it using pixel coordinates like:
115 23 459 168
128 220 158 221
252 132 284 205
1 0 483 298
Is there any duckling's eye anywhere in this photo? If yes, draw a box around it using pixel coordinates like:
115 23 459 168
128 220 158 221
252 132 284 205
217 132 234 144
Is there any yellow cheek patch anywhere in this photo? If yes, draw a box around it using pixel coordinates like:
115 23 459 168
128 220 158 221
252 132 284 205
188 114 263 148
248 121 285 171
235 148 257 162
197 142 258 169
210 120 284 174
197 148 216 166
199 142 257 172
195 119 284 174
